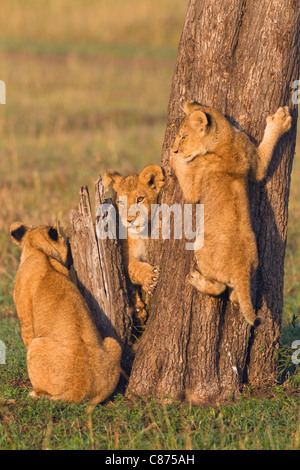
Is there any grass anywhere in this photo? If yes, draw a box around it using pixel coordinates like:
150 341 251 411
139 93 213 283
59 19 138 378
1 319 299 450
0 0 299 450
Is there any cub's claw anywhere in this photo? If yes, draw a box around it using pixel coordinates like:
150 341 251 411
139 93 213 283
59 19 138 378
266 106 292 136
142 266 160 296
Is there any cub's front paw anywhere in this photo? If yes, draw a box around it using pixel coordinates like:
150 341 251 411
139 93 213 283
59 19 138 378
141 266 160 296
266 106 292 136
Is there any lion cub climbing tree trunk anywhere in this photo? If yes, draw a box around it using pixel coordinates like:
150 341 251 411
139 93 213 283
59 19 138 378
126 0 300 402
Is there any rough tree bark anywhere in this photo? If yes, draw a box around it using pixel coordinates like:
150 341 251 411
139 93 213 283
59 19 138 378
70 179 134 376
127 0 300 403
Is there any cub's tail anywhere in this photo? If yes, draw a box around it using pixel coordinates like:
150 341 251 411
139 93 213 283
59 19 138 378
234 272 261 327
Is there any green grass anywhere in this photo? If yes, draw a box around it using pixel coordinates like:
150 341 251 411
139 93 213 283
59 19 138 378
1 318 299 450
0 0 299 450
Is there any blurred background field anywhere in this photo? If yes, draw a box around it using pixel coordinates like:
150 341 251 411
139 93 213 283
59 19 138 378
1 0 298 331
0 0 189 315
0 0 299 450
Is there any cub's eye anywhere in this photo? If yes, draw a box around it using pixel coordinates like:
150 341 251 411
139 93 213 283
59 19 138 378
180 135 188 141
137 197 145 203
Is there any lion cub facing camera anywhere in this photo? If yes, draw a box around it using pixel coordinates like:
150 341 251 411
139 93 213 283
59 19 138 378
170 101 292 326
11 221 121 403
104 165 165 326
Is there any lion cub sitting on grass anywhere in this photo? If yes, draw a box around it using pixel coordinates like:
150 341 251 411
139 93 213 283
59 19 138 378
104 165 165 327
11 221 121 403
171 101 292 326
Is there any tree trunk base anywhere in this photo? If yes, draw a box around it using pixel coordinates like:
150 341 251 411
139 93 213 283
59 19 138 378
69 0 299 404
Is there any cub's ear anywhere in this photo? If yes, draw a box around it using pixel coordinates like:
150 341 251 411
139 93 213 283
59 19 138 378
53 220 66 238
183 100 201 115
10 222 31 245
104 170 123 192
139 165 165 193
189 110 209 132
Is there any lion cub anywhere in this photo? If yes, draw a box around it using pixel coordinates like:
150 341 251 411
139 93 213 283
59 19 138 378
171 101 292 326
104 165 165 326
11 221 121 403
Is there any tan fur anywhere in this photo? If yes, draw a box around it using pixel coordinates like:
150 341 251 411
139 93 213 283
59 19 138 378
104 165 165 326
11 221 121 403
170 101 292 326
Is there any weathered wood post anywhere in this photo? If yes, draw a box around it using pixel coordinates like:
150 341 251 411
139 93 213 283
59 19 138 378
70 177 134 376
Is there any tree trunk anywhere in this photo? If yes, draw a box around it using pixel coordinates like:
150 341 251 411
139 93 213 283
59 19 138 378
70 179 134 377
127 0 300 403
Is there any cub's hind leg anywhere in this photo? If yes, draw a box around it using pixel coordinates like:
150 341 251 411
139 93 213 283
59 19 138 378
133 289 148 327
27 337 89 403
188 270 226 296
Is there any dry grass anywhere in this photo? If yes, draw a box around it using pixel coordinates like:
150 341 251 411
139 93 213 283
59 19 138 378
0 0 188 316
0 0 186 55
